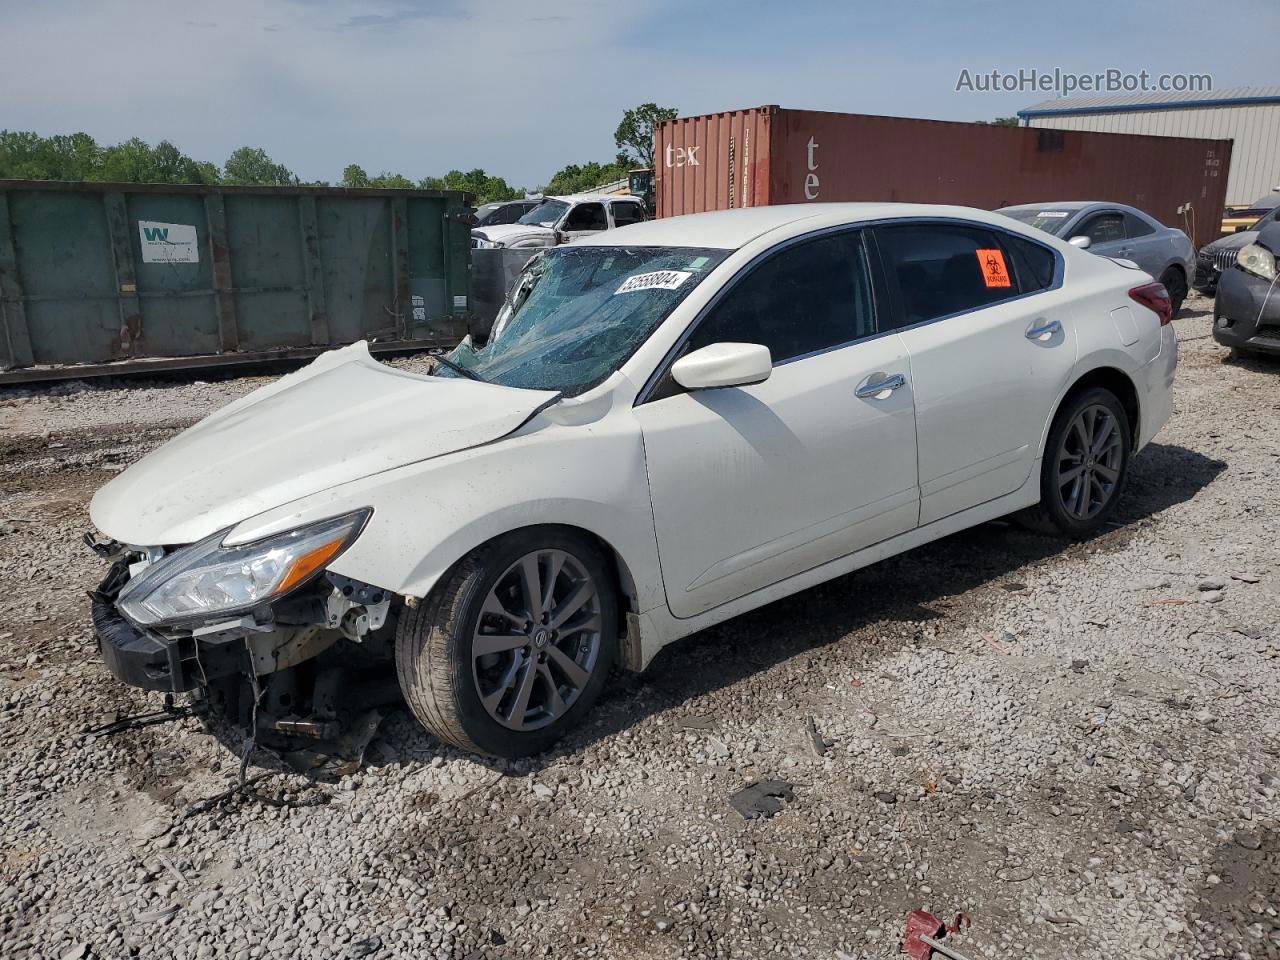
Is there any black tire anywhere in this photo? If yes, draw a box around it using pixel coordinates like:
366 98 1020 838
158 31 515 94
1160 267 1187 319
396 527 617 758
1017 387 1132 539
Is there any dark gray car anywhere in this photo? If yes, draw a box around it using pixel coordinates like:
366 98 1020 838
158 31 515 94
999 201 1196 314
1213 220 1280 359
1194 205 1280 295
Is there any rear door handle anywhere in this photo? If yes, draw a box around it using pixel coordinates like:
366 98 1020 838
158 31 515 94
1025 319 1061 341
855 372 906 399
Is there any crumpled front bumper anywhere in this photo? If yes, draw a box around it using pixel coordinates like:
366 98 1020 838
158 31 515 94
90 561 242 693
1213 267 1280 355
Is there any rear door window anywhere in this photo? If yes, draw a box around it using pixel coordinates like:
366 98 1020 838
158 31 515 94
1124 212 1156 238
565 203 608 231
611 202 645 227
876 223 1030 326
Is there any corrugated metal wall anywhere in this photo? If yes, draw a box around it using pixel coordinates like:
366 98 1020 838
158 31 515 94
656 107 1232 246
0 180 472 381
1029 104 1280 205
655 108 774 218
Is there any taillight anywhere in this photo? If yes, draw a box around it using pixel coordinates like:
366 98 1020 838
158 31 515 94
1129 282 1173 326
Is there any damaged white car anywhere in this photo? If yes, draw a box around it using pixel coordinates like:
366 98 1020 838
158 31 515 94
88 203 1176 757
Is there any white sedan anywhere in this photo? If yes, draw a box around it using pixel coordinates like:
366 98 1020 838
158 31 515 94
88 203 1177 758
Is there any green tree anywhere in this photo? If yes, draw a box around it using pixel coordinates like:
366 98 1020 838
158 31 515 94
420 168 521 203
0 130 101 180
341 163 370 188
980 117 1020 127
543 154 630 195
223 146 296 186
614 103 678 168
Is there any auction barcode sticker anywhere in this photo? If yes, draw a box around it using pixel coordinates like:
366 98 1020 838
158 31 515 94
616 270 691 294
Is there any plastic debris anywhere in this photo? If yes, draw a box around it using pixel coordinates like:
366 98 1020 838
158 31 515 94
902 910 971 960
729 780 794 819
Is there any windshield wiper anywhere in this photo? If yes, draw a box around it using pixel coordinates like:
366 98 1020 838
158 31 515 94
432 354 486 383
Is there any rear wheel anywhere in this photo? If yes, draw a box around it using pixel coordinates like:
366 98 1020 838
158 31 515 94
1018 387 1132 538
396 528 617 758
1160 267 1188 318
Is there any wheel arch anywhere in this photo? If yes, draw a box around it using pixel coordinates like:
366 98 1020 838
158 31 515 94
1043 366 1142 455
413 521 644 633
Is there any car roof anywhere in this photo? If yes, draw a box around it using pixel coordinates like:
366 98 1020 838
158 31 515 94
574 202 1056 250
999 201 1166 225
547 193 640 204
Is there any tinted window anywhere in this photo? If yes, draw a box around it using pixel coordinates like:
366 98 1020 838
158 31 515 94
1124 212 1156 237
1079 212 1126 244
565 203 608 231
684 231 875 364
1003 233 1057 292
877 223 1025 326
612 202 645 227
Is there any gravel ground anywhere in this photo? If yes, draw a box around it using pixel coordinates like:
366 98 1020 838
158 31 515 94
1 294 1277 960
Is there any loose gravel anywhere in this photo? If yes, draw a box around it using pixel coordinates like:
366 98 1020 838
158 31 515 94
1 294 1277 960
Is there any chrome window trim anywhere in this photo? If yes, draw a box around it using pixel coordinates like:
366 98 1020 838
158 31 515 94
634 216 1065 407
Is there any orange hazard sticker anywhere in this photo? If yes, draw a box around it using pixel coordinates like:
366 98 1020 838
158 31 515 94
975 248 1011 288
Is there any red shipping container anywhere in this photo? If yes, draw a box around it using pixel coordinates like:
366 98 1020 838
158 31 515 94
655 106 1231 247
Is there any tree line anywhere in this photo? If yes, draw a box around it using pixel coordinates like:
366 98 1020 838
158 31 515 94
0 104 679 204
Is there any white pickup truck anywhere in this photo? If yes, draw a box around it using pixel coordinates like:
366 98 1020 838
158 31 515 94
471 193 646 249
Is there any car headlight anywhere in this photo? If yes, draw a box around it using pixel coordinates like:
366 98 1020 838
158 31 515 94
117 510 370 627
1237 243 1277 281
473 237 502 249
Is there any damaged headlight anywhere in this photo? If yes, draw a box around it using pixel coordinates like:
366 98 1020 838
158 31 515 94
117 510 370 627
1237 243 1277 282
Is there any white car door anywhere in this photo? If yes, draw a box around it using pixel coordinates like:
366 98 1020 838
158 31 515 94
636 230 919 619
874 221 1078 525
559 201 609 243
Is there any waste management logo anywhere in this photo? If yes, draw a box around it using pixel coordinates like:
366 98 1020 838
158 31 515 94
138 221 199 264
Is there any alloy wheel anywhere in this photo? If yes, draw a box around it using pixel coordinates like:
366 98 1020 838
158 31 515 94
470 549 603 731
1055 403 1123 521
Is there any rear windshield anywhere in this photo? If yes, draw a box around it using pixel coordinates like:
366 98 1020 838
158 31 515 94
438 245 729 396
999 208 1073 235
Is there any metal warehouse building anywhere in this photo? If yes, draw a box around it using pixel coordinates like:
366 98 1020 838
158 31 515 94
1019 85 1280 206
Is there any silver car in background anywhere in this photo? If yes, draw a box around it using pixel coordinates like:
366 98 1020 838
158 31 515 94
998 202 1196 315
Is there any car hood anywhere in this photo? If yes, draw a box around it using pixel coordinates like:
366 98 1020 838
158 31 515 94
474 223 555 245
1203 231 1258 254
90 341 557 546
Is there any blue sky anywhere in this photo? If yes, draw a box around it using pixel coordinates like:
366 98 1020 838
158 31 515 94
2 0 1277 188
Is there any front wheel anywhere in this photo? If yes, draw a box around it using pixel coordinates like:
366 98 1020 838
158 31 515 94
396 528 617 758
1018 387 1132 538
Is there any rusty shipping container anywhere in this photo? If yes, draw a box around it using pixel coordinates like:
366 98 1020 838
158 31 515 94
0 180 472 384
655 106 1231 247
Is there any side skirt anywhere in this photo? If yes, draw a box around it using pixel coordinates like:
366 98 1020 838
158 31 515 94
629 464 1042 670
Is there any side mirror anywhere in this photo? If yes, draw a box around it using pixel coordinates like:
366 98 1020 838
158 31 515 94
1068 235 1092 250
671 342 772 390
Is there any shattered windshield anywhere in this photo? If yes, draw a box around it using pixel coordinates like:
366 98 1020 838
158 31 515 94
517 199 569 227
999 208 1074 235
438 245 729 396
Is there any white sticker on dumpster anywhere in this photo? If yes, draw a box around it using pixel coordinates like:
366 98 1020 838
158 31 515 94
616 270 691 294
138 221 199 264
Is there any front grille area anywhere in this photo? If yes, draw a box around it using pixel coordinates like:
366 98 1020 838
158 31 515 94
1200 248 1239 273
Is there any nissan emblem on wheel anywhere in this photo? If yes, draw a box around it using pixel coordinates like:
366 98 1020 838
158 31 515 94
86 203 1177 758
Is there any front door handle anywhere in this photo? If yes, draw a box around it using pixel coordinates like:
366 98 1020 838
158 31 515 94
855 372 906 399
1025 318 1062 341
